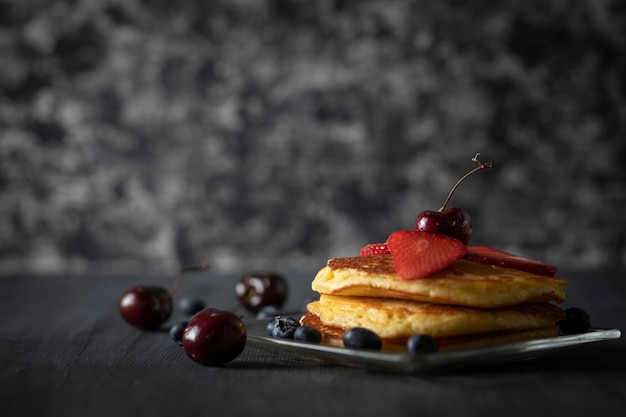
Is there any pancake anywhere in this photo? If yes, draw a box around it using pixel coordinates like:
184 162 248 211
311 255 567 308
306 294 564 339
300 311 561 352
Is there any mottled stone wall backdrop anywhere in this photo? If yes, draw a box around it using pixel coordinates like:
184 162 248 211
1 0 625 275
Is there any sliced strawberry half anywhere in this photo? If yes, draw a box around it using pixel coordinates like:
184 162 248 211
359 243 391 256
386 230 467 280
463 246 557 277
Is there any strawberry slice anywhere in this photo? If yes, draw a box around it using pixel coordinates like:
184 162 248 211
360 243 391 256
386 230 467 280
463 246 557 277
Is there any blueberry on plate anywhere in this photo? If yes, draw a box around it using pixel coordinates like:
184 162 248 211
267 315 300 339
294 326 322 343
342 327 382 350
406 334 439 354
559 307 591 335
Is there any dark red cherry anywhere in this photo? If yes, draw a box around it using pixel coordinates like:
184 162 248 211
235 272 287 313
414 154 493 245
119 262 209 330
182 308 247 366
119 285 172 330
414 207 472 245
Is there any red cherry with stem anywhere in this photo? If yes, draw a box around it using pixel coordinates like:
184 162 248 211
414 153 493 245
415 208 472 246
118 285 172 330
235 272 287 313
182 308 247 366
119 262 209 330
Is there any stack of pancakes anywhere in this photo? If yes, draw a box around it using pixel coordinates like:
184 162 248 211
301 254 567 351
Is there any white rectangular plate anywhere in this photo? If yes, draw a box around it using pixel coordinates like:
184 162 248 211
246 319 621 374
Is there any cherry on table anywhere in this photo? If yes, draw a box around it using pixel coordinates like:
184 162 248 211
235 272 288 313
119 262 209 330
119 285 173 330
182 308 247 366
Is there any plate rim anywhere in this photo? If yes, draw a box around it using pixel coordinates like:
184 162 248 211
246 322 621 373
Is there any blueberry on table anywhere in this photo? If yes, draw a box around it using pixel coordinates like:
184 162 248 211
406 334 439 354
342 327 382 351
294 326 322 343
169 321 189 346
559 307 591 335
256 305 280 319
267 315 300 339
178 296 205 316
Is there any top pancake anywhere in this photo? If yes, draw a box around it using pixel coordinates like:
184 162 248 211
311 255 567 308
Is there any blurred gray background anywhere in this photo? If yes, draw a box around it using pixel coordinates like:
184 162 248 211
1 0 625 276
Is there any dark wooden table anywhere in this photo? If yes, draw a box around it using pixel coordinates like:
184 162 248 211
2 268 625 417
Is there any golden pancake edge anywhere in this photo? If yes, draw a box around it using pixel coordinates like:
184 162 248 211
311 255 567 308
304 294 564 339
300 311 562 352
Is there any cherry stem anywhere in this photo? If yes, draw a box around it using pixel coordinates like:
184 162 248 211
438 153 494 212
167 262 210 297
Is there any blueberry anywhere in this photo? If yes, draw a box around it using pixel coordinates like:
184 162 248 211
178 296 205 316
342 327 382 350
267 315 300 339
256 305 280 319
559 307 591 335
294 326 322 343
406 334 439 354
169 321 189 346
